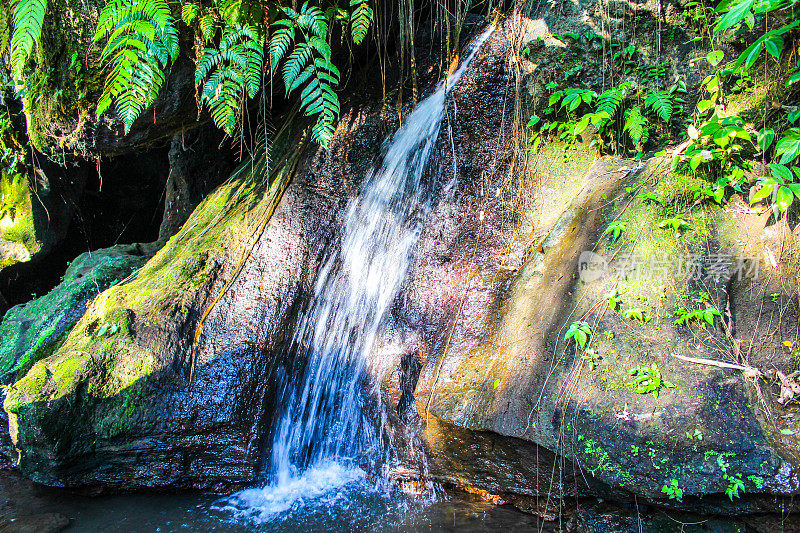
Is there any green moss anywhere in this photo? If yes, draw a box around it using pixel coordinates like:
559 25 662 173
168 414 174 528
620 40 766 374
0 171 38 263
0 246 145 382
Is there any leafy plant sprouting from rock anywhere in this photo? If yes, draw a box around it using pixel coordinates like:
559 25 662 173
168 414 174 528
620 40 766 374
661 478 683 501
628 363 675 398
565 321 592 351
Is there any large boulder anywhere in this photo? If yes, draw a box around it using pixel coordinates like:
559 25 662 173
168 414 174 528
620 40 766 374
1 89 398 489
408 154 800 512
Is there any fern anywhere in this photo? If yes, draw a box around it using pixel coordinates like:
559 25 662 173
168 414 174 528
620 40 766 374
623 106 649 147
595 82 633 117
271 3 340 146
196 24 263 135
217 0 262 26
9 0 47 76
350 0 373 45
94 0 179 134
199 12 216 42
181 2 199 25
644 90 673 122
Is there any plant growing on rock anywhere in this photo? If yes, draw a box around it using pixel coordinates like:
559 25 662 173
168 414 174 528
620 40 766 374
628 363 675 398
658 217 691 236
673 305 721 328
603 220 626 242
581 347 602 370
623 307 649 323
661 478 684 501
565 321 592 350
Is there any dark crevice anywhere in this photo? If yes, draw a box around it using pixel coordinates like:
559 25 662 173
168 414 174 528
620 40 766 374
0 145 171 317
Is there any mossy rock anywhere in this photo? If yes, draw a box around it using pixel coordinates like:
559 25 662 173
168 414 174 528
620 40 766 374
0 245 146 383
0 172 38 271
413 155 800 511
14 0 198 161
1 152 298 488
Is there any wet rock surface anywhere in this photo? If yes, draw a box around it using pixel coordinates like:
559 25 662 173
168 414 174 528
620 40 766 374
0 244 147 383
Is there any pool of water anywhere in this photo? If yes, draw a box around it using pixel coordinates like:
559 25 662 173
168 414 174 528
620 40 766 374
7 464 551 532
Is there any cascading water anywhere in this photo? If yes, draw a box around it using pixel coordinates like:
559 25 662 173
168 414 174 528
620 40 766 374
217 24 495 524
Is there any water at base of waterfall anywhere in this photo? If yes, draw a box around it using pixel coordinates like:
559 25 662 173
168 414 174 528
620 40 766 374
34 479 549 532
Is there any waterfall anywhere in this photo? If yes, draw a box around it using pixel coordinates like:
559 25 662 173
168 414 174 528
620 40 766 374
217 24 495 522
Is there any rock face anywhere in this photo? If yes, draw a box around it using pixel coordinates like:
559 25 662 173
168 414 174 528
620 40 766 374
407 153 800 511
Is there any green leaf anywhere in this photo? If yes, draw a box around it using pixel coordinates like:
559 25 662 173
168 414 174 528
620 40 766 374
764 34 783 58
757 128 775 152
644 90 673 122
95 0 179 134
9 0 48 76
770 163 792 183
181 2 199 25
714 0 755 34
349 0 373 45
706 50 724 66
776 130 800 164
196 25 264 136
623 106 649 146
775 186 794 213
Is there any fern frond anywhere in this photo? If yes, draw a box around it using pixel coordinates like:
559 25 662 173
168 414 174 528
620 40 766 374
9 0 47 76
181 2 199 25
269 2 341 147
596 87 624 117
270 23 295 68
282 41 312 90
217 0 263 26
95 0 178 133
623 106 649 147
297 4 326 38
199 13 216 42
195 24 264 135
644 90 673 123
349 0 372 45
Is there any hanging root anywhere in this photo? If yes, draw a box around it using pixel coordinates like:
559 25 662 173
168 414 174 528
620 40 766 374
670 353 800 410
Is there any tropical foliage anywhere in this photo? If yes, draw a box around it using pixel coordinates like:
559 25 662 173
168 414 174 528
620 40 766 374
94 0 179 134
7 0 375 145
196 25 263 135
